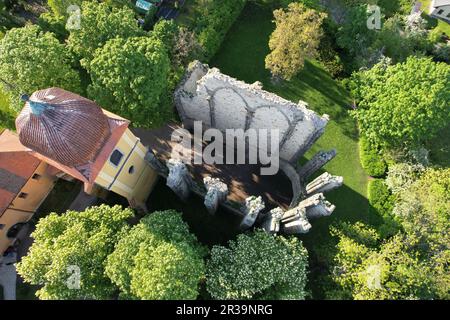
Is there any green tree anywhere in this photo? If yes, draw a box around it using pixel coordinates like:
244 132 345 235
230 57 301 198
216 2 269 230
265 2 326 80
106 210 206 300
328 224 442 300
84 36 170 127
206 230 309 300
349 57 450 148
16 205 133 300
48 0 84 18
394 168 449 255
68 1 143 62
0 25 81 111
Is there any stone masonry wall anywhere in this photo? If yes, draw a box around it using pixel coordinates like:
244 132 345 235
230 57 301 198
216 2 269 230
174 61 329 164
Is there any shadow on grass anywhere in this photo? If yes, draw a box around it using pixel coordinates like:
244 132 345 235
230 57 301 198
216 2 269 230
211 3 357 141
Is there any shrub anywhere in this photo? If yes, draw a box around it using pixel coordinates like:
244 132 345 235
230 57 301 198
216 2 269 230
195 0 247 61
359 136 387 177
385 162 424 194
368 179 399 236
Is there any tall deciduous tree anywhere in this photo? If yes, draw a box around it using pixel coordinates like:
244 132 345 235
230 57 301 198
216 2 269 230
265 2 326 80
328 222 447 300
206 230 309 300
105 210 206 300
349 57 450 148
47 0 84 18
0 25 81 111
84 36 170 127
67 1 143 62
16 205 133 300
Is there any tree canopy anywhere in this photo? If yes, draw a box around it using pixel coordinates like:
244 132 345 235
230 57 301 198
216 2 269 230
206 230 309 300
0 25 81 111
16 205 133 300
265 2 326 80
105 210 206 300
328 222 445 300
349 57 450 148
84 36 170 127
67 1 144 62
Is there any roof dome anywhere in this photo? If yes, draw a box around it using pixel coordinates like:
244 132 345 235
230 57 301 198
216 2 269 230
16 88 111 167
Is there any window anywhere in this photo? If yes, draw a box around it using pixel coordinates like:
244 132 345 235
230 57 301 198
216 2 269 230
18 192 28 199
447 12 450 18
110 149 124 166
32 173 41 180
437 9 444 15
128 165 135 174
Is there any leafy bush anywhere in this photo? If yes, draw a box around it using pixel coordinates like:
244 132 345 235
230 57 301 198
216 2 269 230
359 136 387 177
106 210 206 300
195 0 247 60
368 179 399 236
385 162 424 194
206 230 309 300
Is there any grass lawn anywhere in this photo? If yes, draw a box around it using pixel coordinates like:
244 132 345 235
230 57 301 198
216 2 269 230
210 3 370 297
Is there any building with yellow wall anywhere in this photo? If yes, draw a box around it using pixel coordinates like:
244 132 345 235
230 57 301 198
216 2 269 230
16 87 159 211
0 88 160 257
0 130 56 256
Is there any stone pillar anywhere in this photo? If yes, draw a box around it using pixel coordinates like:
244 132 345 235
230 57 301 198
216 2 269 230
203 177 228 214
280 205 312 234
239 196 265 230
306 172 343 195
282 217 312 235
297 149 337 181
261 207 284 234
166 159 192 201
298 193 336 219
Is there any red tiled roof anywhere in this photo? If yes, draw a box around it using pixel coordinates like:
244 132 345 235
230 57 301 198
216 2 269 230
16 88 111 167
0 130 41 214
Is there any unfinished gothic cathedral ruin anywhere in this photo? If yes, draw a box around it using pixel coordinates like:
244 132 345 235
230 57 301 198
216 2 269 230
143 61 344 235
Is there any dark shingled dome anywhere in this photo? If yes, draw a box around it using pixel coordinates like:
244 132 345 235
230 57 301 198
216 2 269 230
16 88 111 167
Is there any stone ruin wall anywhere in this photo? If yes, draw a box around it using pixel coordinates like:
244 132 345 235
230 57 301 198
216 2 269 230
158 61 344 235
174 61 329 164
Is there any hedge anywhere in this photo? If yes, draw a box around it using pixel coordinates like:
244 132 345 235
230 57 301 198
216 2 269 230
195 0 247 61
359 136 387 177
368 179 399 237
